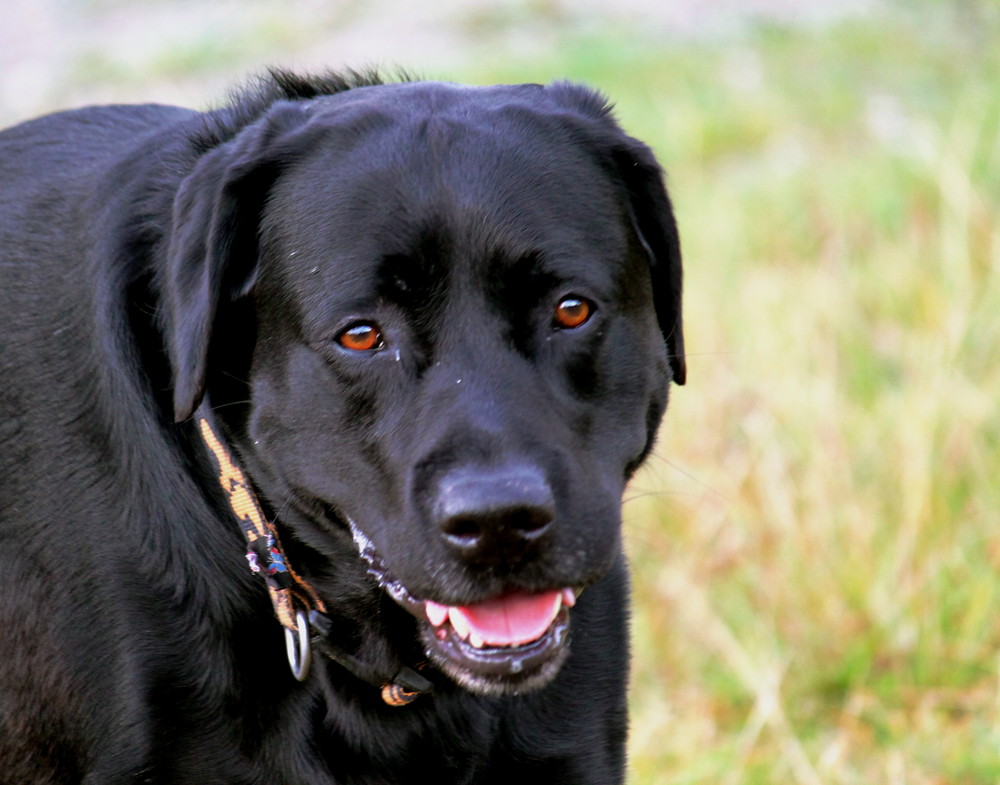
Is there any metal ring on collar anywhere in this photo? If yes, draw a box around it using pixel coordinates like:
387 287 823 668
285 610 312 682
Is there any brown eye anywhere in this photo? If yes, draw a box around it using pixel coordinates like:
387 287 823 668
336 323 383 352
553 296 593 330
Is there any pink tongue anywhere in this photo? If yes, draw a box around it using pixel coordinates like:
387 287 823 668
446 591 563 647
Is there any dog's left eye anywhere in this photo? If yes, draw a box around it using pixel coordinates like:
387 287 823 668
553 296 594 330
336 322 384 352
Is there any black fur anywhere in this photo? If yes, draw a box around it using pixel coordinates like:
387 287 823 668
0 70 684 784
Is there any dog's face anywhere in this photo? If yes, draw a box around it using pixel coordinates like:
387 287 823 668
166 81 684 695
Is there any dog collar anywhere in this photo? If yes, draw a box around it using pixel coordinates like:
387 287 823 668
197 415 432 706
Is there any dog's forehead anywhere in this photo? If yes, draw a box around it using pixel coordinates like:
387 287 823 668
287 81 620 206
262 82 630 300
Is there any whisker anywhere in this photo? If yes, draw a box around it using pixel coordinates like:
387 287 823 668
639 453 729 502
206 399 252 411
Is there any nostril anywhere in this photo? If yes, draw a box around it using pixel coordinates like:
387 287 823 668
441 517 483 550
509 509 552 540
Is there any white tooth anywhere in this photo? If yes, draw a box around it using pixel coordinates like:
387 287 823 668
425 602 449 627
549 593 562 620
562 588 577 608
469 632 485 649
448 608 471 641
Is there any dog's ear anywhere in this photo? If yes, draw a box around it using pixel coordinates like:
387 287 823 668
166 103 312 421
611 138 686 385
543 83 685 385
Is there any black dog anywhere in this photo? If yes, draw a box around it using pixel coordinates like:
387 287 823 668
0 70 684 784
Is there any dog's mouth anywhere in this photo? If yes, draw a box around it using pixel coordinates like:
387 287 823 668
349 522 576 695
417 588 575 695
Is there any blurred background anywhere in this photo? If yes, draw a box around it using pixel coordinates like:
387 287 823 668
3 0 998 782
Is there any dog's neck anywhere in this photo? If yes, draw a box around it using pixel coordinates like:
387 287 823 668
196 411 433 705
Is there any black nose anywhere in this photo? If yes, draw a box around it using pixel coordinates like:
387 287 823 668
434 465 555 563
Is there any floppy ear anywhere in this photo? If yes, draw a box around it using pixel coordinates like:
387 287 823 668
166 102 312 421
543 83 685 385
611 139 686 386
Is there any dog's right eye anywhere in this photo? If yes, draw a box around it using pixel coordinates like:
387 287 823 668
336 322 384 352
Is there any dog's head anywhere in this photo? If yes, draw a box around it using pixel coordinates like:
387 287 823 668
165 77 684 695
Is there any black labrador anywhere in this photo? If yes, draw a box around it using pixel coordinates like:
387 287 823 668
0 70 684 784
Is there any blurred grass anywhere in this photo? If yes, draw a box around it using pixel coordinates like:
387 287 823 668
21 0 1000 781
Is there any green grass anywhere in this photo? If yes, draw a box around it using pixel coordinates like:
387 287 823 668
43 1 1000 780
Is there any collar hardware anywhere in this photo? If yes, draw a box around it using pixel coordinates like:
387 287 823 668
286 610 312 682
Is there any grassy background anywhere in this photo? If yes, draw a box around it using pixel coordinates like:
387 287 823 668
4 1 998 782
614 7 1000 783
